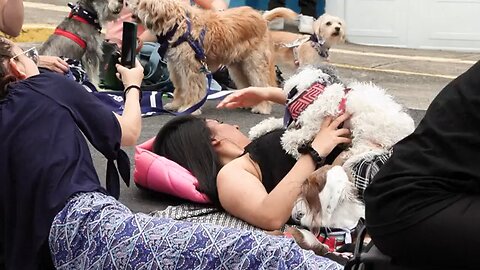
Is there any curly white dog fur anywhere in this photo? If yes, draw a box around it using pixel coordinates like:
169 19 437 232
250 65 415 169
249 65 415 231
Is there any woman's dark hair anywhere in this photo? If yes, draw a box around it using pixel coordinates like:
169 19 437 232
153 115 222 207
0 38 16 99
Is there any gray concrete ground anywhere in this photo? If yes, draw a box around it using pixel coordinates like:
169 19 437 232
19 1 480 213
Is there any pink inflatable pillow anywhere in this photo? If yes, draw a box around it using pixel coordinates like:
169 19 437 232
134 137 211 204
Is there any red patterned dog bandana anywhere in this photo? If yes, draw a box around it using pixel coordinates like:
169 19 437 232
284 82 350 127
288 82 327 120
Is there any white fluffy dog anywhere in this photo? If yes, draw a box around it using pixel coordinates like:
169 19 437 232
249 65 415 231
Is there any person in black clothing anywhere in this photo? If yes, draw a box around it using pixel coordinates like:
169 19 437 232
364 60 480 269
268 0 318 18
267 0 319 34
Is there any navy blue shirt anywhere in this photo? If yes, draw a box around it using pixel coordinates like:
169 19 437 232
0 73 126 269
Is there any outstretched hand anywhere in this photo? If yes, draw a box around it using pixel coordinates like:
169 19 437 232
37 56 69 74
311 113 352 157
217 86 286 109
217 87 270 109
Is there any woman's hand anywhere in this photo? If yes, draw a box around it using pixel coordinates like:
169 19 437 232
217 86 286 109
37 56 69 74
113 58 144 146
116 58 144 87
311 113 352 157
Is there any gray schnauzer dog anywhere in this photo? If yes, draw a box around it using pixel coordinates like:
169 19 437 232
39 0 124 85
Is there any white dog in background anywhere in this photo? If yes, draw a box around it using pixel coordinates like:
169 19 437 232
263 8 346 81
249 65 415 232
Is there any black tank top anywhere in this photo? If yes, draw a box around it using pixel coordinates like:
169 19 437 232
244 129 342 193
244 129 296 193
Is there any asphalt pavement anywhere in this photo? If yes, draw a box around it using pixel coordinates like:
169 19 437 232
13 0 480 213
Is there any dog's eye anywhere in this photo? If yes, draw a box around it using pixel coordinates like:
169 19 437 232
326 22 332 26
338 22 342 26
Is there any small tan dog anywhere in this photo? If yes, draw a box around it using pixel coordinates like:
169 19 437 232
263 8 346 81
126 0 277 114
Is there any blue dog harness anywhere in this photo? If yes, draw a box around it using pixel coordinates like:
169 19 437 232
156 13 225 115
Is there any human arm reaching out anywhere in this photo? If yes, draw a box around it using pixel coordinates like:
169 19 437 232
114 58 144 146
217 87 286 109
0 0 24 36
194 0 228 10
217 113 352 230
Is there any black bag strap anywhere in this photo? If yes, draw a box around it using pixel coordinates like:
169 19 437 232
344 224 369 270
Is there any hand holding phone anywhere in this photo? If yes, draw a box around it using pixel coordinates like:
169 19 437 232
121 21 138 68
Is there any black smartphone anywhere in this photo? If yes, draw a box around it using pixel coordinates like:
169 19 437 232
121 21 138 68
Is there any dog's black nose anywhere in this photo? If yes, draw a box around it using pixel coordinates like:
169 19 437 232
294 212 305 221
335 27 341 32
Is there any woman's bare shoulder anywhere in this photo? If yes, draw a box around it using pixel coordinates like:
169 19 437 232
218 154 261 182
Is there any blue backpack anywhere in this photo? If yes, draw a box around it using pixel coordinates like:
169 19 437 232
138 42 173 92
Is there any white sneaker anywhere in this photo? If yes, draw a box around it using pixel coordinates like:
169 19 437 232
268 18 285 30
298 15 314 34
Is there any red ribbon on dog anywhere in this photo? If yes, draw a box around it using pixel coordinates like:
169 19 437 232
287 82 351 122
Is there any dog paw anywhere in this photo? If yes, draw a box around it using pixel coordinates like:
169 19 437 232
191 109 202 115
164 102 180 111
251 101 272 114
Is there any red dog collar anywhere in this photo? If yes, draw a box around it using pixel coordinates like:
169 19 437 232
54 28 87 49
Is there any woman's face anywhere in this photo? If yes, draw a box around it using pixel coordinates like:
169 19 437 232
9 43 40 78
206 119 251 149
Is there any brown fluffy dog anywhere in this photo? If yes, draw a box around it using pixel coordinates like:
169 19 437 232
126 0 277 114
263 8 346 81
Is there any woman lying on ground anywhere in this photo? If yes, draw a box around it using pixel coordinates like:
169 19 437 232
0 37 342 270
364 61 480 269
154 85 390 231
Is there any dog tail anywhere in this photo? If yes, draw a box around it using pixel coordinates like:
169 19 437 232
263 7 298 22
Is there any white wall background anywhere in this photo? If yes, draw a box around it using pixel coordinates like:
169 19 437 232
326 0 480 52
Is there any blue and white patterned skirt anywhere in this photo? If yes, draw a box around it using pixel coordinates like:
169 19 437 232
49 192 342 269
